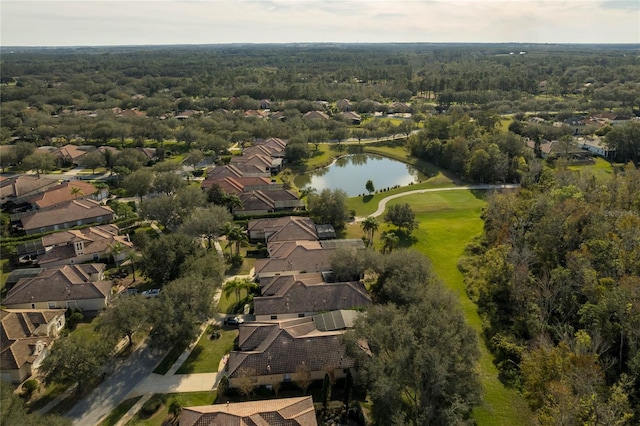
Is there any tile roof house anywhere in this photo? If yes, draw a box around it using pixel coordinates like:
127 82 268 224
52 144 93 165
254 272 371 321
230 153 279 174
235 190 304 216
0 176 59 207
2 264 112 312
24 181 108 211
0 309 66 384
340 111 361 125
247 216 318 242
576 137 616 159
19 199 115 234
226 316 357 389
254 239 365 280
37 224 132 267
336 99 353 112
180 396 317 426
201 176 274 195
254 137 288 158
303 111 330 121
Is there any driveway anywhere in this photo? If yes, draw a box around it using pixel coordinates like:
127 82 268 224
65 342 166 426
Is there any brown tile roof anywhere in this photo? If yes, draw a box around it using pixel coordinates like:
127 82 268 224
265 218 318 243
254 137 288 152
302 111 329 120
230 153 273 169
228 317 355 378
20 199 114 232
254 241 330 276
237 191 276 213
206 165 246 180
0 176 58 200
254 275 371 316
180 396 317 426
25 181 99 210
54 144 90 161
1 309 64 370
201 176 272 193
248 217 317 242
38 224 132 266
2 264 111 307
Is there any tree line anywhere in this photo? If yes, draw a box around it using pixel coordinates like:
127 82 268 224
459 163 640 424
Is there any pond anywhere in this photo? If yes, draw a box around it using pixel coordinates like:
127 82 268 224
294 154 428 197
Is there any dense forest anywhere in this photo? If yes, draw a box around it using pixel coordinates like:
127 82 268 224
460 164 640 423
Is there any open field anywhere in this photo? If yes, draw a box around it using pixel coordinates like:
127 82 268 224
176 326 237 374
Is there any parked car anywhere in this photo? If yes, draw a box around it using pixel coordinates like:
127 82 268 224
142 288 161 298
122 287 139 296
224 316 244 326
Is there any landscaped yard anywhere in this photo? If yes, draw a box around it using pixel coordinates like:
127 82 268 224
126 391 217 426
176 326 237 374
98 396 142 426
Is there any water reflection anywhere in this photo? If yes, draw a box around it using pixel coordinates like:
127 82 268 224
294 154 427 197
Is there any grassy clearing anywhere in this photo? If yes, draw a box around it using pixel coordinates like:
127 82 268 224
152 343 189 375
217 288 251 314
98 396 142 426
346 189 533 425
568 157 614 180
126 391 217 426
176 326 238 374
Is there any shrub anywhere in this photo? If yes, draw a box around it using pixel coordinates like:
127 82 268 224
21 379 39 399
141 394 163 416
66 312 84 330
217 375 229 397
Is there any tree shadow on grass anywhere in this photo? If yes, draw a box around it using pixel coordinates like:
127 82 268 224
397 231 418 249
175 346 203 374
361 195 373 204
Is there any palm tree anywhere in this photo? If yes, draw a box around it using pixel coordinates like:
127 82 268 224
223 278 258 304
380 231 399 254
70 186 84 199
361 216 379 247
124 250 138 281
223 194 242 214
109 241 125 267
299 187 316 207
225 224 248 256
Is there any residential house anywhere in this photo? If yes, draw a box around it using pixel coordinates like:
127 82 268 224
36 224 133 267
0 309 66 384
388 102 411 114
577 137 616 159
340 111 362 125
52 144 93 166
180 397 316 426
226 315 357 389
230 153 281 174
254 272 371 321
247 216 318 242
303 111 330 121
336 99 353 112
254 137 288 158
19 199 115 234
2 263 112 312
136 147 158 162
254 239 364 280
243 109 268 118
201 176 273 195
259 99 273 109
24 181 109 211
593 113 631 126
0 176 59 208
235 190 304 216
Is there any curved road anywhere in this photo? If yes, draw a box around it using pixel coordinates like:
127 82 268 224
356 184 519 221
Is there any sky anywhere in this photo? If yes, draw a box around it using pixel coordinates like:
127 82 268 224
1 0 639 47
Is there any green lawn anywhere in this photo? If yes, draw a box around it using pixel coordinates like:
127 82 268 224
346 189 533 425
126 391 217 426
568 156 614 180
98 396 142 426
176 326 238 374
217 288 251 314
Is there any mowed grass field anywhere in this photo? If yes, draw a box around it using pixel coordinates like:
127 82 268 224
346 188 533 425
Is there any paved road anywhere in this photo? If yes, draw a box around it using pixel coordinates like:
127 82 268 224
65 343 166 426
356 184 519 221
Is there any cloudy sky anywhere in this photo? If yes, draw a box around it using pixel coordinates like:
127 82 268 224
1 0 639 46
